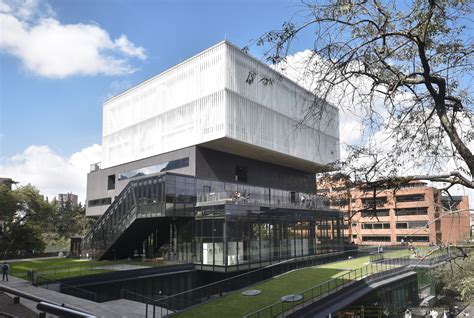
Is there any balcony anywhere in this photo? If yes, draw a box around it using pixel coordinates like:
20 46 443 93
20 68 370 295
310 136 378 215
196 190 328 210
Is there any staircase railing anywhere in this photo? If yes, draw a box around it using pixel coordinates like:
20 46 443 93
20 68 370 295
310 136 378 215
82 182 138 259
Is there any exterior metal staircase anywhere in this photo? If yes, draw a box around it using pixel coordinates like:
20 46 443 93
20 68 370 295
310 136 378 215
82 174 171 260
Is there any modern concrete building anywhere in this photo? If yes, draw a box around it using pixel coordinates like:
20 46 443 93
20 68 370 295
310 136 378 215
83 41 344 270
318 178 471 246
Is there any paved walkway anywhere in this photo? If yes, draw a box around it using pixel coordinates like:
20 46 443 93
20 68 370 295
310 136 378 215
3 256 59 263
0 276 168 317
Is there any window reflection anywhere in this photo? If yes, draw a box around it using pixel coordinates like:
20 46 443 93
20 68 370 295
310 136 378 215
118 158 189 181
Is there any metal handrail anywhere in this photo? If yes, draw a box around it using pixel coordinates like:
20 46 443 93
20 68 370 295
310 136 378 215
36 302 97 318
0 284 97 318
83 182 139 258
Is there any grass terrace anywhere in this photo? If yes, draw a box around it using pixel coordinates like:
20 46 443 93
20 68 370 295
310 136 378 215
8 258 164 283
174 250 409 318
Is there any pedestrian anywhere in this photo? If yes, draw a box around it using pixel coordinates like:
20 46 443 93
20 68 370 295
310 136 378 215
405 309 412 318
2 261 9 282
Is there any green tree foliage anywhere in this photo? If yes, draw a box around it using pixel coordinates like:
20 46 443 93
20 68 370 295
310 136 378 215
51 201 90 238
432 256 474 301
252 0 473 188
0 184 93 256
0 184 53 256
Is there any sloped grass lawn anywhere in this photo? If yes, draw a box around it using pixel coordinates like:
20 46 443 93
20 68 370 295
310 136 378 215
9 258 163 282
175 267 345 318
176 256 376 318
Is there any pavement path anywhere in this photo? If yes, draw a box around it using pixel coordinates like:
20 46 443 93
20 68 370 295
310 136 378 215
0 275 168 317
0 292 37 318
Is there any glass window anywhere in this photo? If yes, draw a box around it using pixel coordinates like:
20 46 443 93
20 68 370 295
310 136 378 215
88 197 112 207
361 196 387 206
107 174 115 190
396 194 425 202
362 236 391 242
235 166 248 183
396 236 429 242
118 157 189 181
361 209 390 217
407 221 427 228
395 208 428 216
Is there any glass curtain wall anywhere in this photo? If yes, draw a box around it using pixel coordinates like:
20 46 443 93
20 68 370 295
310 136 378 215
118 173 344 268
193 205 344 269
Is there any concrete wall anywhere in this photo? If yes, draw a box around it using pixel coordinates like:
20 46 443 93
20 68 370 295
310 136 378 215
195 147 315 193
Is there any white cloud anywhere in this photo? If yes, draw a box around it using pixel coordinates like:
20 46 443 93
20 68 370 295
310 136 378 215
0 0 146 78
0 144 102 203
114 35 146 60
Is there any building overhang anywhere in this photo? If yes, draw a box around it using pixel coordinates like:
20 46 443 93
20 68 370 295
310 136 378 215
201 137 335 174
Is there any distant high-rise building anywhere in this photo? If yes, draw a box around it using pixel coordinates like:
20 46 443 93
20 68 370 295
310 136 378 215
57 193 79 206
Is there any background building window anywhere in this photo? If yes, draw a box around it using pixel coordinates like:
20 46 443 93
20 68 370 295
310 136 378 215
396 194 425 202
395 207 428 216
361 209 390 217
397 236 429 242
362 235 391 242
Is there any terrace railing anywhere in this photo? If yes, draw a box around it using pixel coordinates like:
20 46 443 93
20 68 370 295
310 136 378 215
244 256 411 318
37 275 98 302
120 247 392 317
196 191 328 210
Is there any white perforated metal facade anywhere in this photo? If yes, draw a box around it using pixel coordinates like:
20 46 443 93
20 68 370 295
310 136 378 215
102 41 339 169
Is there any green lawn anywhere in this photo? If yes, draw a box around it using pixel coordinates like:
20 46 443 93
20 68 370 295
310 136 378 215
9 258 164 283
175 255 378 318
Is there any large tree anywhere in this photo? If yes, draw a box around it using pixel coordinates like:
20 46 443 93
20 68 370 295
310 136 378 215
251 0 473 189
0 184 53 256
0 184 91 256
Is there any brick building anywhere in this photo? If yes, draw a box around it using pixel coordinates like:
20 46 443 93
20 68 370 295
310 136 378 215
317 179 471 246
440 195 471 244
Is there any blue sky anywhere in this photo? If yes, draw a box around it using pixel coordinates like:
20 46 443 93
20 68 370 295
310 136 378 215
1 0 472 206
0 0 316 199
1 0 311 158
